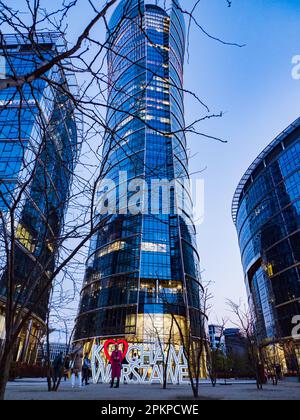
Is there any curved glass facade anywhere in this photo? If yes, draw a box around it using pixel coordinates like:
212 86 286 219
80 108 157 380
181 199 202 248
75 0 202 345
0 33 79 363
232 119 300 370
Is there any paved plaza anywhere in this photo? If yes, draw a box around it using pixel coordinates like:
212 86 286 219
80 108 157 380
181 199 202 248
4 378 300 400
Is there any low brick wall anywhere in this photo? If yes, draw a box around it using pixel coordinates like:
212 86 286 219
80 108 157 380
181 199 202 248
9 362 47 380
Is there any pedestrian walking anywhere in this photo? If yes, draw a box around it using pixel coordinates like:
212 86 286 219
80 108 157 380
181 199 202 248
82 353 91 386
52 352 64 388
64 355 71 381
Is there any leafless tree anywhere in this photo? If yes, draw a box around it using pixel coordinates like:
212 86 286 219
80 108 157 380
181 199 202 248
43 279 78 392
0 0 119 397
145 311 177 389
0 0 242 400
227 300 265 390
161 282 212 398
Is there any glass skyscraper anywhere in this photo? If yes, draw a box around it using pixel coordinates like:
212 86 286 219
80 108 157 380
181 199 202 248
232 118 300 372
0 33 79 364
75 0 202 348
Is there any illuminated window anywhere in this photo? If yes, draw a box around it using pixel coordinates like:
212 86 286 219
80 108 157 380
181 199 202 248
266 263 274 277
47 242 54 253
15 224 35 253
160 117 170 124
141 242 167 253
0 314 5 340
117 115 133 129
97 241 126 258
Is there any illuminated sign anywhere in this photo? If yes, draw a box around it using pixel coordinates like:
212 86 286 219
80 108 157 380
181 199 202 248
92 340 190 385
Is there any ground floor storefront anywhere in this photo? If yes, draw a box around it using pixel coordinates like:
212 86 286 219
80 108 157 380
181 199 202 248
261 339 300 376
0 301 45 368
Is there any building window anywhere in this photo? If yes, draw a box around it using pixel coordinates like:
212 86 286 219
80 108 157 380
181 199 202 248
15 223 35 253
97 241 126 258
141 242 167 253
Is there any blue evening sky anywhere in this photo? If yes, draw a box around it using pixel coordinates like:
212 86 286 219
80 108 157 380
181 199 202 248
183 0 300 322
30 0 299 329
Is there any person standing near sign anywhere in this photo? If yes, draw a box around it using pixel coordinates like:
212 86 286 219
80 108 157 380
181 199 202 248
110 345 123 388
70 353 83 389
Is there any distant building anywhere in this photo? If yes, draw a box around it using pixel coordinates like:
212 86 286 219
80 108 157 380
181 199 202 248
224 329 248 358
209 325 224 350
38 342 68 364
223 328 252 376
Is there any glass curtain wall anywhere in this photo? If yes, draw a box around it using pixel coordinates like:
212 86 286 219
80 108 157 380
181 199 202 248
0 33 79 363
75 0 202 347
232 119 300 372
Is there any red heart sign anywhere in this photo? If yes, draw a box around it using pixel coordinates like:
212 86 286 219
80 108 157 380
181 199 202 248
103 339 129 362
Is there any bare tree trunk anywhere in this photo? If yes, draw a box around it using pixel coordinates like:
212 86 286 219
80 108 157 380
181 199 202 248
45 300 53 392
163 316 174 390
0 347 14 400
194 380 200 398
256 373 263 390
163 364 168 390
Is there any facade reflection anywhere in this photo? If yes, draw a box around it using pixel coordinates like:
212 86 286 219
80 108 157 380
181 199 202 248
0 33 79 364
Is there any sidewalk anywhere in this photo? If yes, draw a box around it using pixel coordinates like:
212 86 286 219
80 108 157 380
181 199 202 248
5 379 300 400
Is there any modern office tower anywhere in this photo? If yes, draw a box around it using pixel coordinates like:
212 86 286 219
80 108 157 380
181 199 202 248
0 33 79 364
232 118 300 373
75 0 203 355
